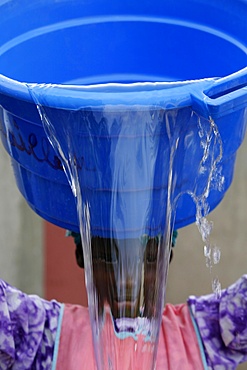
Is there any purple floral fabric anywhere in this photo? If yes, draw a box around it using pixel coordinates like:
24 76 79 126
1 276 247 369
188 275 247 370
0 279 61 369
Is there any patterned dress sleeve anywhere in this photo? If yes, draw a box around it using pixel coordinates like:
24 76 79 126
188 275 247 370
0 279 61 369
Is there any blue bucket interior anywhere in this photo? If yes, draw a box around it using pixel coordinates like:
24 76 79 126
0 0 247 235
0 0 246 84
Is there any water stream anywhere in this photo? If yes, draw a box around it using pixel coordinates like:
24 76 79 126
29 84 224 369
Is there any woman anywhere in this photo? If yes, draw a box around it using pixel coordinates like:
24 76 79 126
0 232 247 369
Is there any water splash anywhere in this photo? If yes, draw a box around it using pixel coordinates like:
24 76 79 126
29 83 225 368
195 114 223 298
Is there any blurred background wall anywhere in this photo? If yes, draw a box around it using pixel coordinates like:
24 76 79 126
0 127 247 368
0 144 43 296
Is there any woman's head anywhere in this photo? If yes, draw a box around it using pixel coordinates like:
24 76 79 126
67 231 178 318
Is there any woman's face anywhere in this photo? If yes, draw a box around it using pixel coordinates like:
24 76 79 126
91 237 161 319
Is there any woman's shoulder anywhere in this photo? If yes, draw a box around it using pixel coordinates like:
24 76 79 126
0 278 62 369
188 275 247 369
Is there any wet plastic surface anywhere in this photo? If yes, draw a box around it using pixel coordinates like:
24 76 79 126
0 0 247 231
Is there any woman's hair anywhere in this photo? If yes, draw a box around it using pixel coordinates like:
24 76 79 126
67 230 178 269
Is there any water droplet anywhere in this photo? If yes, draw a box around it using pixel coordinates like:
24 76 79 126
204 244 211 258
199 165 207 174
205 257 211 269
212 245 221 265
212 277 221 298
197 217 213 242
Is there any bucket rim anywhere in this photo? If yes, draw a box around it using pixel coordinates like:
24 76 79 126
0 73 215 111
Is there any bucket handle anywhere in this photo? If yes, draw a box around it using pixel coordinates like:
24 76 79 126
191 67 247 119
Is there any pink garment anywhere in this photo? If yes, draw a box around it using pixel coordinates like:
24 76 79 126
55 303 204 370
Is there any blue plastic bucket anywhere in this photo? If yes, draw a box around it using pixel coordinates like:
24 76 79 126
0 0 247 236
